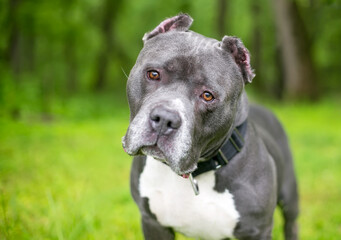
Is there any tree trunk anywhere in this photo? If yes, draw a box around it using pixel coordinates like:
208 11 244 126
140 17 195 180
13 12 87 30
250 0 263 92
272 0 318 100
65 38 78 93
217 0 228 37
93 0 122 91
6 0 21 78
179 0 191 13
23 14 36 73
274 44 285 99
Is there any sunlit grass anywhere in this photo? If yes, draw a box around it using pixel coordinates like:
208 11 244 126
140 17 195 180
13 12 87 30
0 97 340 239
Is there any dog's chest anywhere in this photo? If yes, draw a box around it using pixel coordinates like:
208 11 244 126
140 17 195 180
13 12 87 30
139 156 240 240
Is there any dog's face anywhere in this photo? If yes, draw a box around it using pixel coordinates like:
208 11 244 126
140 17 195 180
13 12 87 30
122 14 254 176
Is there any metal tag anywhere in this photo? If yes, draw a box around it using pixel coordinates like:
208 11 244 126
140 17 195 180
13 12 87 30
189 173 200 195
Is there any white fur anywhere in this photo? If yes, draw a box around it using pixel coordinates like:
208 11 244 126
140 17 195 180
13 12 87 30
140 156 240 240
169 98 193 171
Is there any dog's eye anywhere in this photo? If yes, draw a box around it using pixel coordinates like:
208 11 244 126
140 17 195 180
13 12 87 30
201 91 214 102
147 70 160 80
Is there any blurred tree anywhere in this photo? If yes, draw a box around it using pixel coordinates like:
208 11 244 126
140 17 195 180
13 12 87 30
273 0 319 100
302 0 341 92
21 6 36 74
217 0 229 37
250 0 263 92
62 1 79 93
274 44 285 99
64 34 78 93
180 0 191 13
0 0 340 118
94 0 123 91
5 0 21 78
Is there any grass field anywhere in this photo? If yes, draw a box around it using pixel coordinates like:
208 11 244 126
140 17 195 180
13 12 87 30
0 96 340 239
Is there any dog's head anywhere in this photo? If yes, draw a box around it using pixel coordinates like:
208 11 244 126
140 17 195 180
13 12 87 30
122 14 254 176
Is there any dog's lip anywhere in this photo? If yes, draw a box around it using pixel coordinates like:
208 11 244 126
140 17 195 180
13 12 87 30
178 165 196 178
170 166 192 179
181 173 191 178
141 144 165 158
142 144 161 151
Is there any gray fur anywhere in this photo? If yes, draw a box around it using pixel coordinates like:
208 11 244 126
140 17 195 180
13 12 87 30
123 14 298 240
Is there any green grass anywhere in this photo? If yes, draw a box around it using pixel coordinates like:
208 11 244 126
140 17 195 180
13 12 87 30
0 97 340 239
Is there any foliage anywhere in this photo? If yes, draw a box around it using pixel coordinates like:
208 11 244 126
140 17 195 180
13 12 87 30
0 0 341 117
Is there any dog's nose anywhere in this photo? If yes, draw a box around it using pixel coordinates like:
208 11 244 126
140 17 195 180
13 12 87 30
150 106 181 135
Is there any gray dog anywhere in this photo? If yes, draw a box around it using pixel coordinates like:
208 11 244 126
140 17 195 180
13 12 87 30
122 14 298 240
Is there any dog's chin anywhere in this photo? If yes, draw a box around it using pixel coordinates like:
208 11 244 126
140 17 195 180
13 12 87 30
141 145 166 162
141 146 197 177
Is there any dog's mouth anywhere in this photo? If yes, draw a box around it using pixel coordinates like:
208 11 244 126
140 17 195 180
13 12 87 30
138 144 194 178
141 144 165 160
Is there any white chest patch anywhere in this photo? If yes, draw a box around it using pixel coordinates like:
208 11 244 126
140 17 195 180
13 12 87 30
139 156 240 240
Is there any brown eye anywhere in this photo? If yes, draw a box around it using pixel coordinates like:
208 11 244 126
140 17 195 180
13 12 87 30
147 70 160 80
202 91 214 102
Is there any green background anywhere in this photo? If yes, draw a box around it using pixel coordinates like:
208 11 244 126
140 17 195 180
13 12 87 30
0 0 341 239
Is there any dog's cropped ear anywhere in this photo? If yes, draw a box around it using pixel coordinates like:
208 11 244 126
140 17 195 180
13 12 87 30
221 36 255 84
143 14 193 43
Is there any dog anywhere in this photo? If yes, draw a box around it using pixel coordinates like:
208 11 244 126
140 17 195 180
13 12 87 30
122 14 299 240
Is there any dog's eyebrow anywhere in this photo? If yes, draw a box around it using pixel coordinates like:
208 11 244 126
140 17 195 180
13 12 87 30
143 63 164 70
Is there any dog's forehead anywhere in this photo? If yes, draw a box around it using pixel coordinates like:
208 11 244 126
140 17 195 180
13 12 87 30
137 31 231 81
141 31 221 60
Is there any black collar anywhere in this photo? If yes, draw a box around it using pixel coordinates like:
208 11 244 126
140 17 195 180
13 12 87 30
192 120 248 178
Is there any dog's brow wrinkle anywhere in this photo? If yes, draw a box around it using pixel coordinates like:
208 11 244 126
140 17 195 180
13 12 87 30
192 38 205 55
202 41 210 50
191 36 199 50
